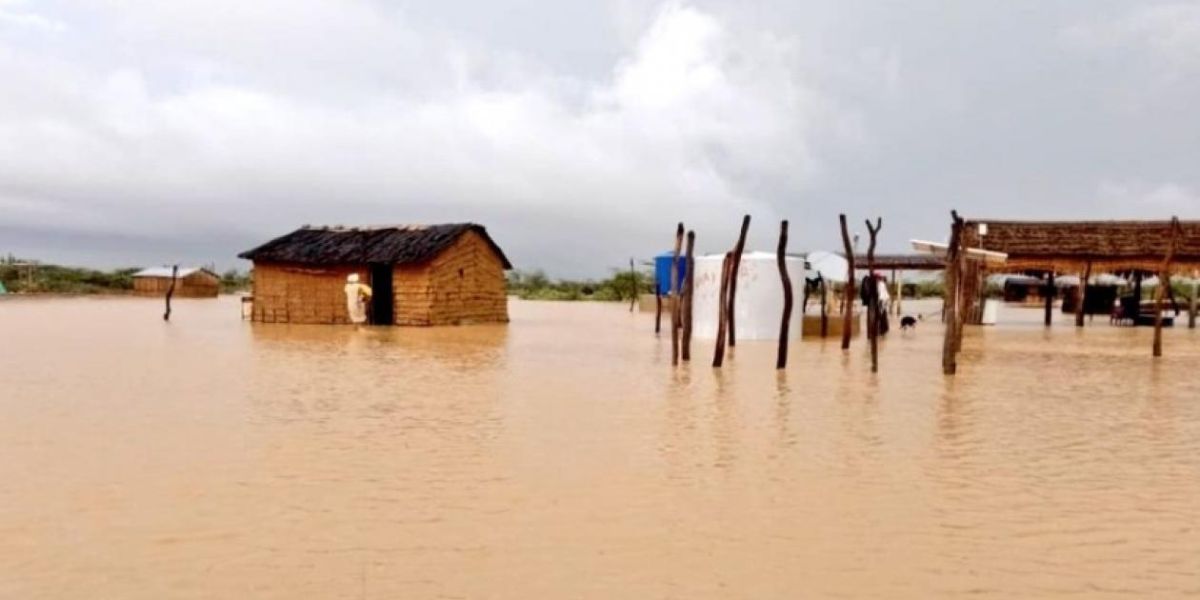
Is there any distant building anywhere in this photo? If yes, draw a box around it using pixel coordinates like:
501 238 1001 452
132 267 219 298
238 223 511 326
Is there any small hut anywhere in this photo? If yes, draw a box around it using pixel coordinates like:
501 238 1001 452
132 267 219 298
238 223 512 326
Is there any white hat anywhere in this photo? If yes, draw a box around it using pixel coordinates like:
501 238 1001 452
347 273 360 283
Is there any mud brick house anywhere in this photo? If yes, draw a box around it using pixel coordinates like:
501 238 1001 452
238 224 511 326
132 267 220 298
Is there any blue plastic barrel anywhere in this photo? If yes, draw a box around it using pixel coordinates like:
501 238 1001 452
654 253 687 296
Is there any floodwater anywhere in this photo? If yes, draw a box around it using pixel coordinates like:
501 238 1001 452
2 296 1198 599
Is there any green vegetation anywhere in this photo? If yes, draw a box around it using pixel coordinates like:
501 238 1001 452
220 269 252 293
506 268 652 302
0 256 137 294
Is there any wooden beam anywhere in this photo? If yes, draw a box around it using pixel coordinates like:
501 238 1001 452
670 223 684 366
163 265 178 322
776 220 793 370
727 215 751 347
838 214 857 350
681 231 696 362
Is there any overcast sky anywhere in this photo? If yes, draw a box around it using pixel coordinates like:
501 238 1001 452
2 0 1198 276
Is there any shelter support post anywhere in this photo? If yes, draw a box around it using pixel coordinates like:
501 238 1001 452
163 265 178 322
1076 262 1092 328
655 291 662 334
893 269 901 316
820 278 829 338
1190 275 1198 330
1044 272 1055 327
1154 218 1181 358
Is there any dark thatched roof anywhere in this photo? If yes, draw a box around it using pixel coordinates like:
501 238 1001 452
851 254 945 271
238 223 512 269
960 219 1200 273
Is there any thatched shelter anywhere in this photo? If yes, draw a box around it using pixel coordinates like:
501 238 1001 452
238 223 512 326
132 267 219 298
851 253 945 271
941 215 1199 373
960 219 1200 274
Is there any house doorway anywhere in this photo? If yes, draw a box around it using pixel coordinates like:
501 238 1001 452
368 263 394 325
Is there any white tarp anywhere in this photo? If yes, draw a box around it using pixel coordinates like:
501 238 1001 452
804 250 849 283
692 251 807 340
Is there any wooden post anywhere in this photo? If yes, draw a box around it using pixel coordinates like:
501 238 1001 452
681 231 696 362
838 214 857 350
713 252 732 367
1043 272 1055 327
670 223 684 366
1076 262 1092 328
655 290 662 333
1154 218 1181 357
629 258 637 312
163 265 178 321
942 212 964 375
1189 273 1198 330
727 215 751 347
892 269 901 316
776 221 793 370
865 218 882 373
820 277 829 337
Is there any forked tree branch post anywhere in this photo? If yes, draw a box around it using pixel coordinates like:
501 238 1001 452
865 218 882 373
163 264 178 322
727 215 751 347
838 214 857 350
670 223 684 366
681 231 696 361
776 220 793 370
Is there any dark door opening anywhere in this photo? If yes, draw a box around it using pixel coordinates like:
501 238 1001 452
369 263 394 325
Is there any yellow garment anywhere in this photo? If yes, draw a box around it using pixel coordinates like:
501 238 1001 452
344 282 373 324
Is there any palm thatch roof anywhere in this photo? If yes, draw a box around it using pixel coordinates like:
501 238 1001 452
960 219 1200 274
238 223 512 268
852 253 945 271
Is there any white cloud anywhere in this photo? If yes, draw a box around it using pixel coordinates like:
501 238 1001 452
1062 3 1200 74
1097 181 1200 212
0 0 860 272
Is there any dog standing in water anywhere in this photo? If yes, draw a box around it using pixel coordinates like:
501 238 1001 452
900 315 920 330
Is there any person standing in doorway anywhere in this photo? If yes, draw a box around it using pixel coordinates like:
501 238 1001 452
344 273 373 325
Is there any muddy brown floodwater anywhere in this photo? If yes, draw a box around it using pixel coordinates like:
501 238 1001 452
2 296 1199 599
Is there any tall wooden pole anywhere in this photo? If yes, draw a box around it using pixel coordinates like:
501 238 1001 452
727 215 751 347
1154 218 1181 358
713 252 732 368
776 220 793 370
163 265 178 322
838 214 857 350
681 231 696 362
942 212 964 375
892 269 901 316
1076 262 1092 328
655 290 662 333
865 218 882 373
629 258 637 312
670 223 684 366
1043 272 1055 327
